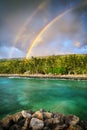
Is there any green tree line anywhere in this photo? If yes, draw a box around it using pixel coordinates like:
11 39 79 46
0 54 87 75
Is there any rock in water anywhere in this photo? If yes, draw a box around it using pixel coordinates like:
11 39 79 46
21 110 31 119
1 115 13 129
12 112 22 122
30 118 44 130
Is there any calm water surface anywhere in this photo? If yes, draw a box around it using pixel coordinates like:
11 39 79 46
0 77 87 120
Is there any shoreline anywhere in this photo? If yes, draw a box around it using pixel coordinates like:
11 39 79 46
0 74 87 80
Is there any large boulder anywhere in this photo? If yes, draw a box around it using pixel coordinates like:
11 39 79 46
30 118 44 130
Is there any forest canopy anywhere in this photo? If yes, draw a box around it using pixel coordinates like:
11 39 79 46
0 54 87 75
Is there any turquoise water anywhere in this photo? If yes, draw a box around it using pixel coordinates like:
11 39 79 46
0 77 87 120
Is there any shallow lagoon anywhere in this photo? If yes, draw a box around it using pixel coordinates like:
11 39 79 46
0 77 87 120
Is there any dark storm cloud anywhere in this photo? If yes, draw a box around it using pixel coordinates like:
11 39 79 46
0 0 44 25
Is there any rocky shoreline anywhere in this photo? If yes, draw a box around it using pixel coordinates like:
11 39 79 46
0 74 87 80
0 109 87 130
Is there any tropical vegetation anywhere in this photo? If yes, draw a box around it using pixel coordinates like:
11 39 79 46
0 54 87 75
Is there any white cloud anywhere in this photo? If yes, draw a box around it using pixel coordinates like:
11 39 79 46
0 46 25 59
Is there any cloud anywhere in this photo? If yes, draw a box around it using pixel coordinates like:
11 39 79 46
74 41 81 48
30 7 87 56
0 0 87 58
9 0 51 54
0 46 25 59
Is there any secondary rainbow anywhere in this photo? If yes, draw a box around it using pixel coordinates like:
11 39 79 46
9 0 49 58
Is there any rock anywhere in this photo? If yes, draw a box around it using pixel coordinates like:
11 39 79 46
53 116 65 125
1 115 14 128
32 111 43 120
30 118 44 130
54 124 67 130
54 113 64 118
22 118 30 130
79 120 87 130
10 124 21 130
65 115 79 125
53 117 60 124
44 118 53 127
0 110 87 130
17 119 25 127
21 110 32 119
39 109 45 113
0 127 3 130
43 126 51 130
0 121 3 129
54 113 65 124
67 125 83 130
43 112 53 119
12 112 23 123
27 110 34 115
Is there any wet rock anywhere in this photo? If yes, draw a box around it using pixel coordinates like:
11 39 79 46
30 118 44 130
43 112 53 119
1 115 14 128
32 111 43 120
65 115 79 125
12 112 23 123
21 110 32 119
67 125 83 130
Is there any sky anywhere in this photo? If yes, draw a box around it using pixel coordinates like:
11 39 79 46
0 0 87 59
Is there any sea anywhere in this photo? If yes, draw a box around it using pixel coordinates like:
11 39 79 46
0 77 87 120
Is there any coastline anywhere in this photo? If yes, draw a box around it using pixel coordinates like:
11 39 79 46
0 74 87 80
